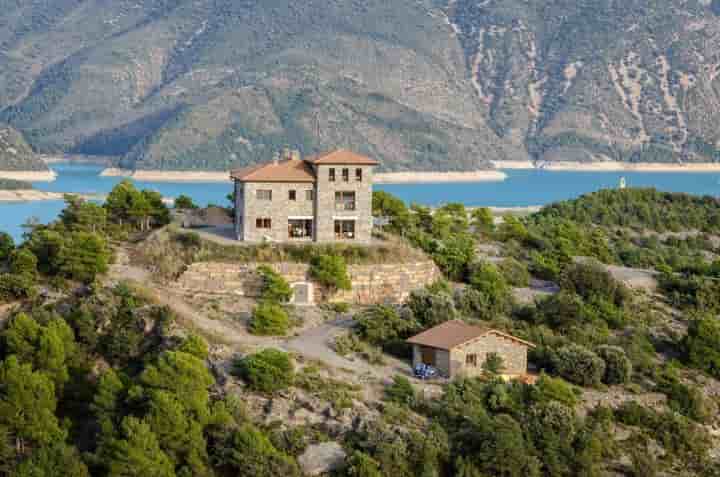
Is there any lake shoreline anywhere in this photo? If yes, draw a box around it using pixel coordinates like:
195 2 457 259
101 168 508 184
0 190 104 202
374 170 507 183
41 154 112 166
0 170 57 182
492 160 720 172
101 168 232 182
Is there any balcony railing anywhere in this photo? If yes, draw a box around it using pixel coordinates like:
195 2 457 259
335 201 356 211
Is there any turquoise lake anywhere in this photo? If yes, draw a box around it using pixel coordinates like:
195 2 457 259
3 162 720 241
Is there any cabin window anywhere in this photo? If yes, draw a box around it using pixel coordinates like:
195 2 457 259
342 168 349 182
288 190 296 201
329 168 336 182
355 168 363 182
256 189 272 201
256 218 272 229
305 190 315 201
466 354 478 367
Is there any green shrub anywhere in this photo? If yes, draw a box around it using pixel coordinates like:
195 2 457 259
656 370 711 422
175 231 202 249
59 231 111 283
257 265 293 303
498 258 531 287
346 451 382 477
560 261 630 306
225 423 301 476
0 273 36 302
551 344 606 387
178 334 209 360
309 255 351 292
430 232 475 281
683 316 720 377
524 401 576 444
614 403 711 461
532 374 578 407
405 287 458 328
325 302 350 314
249 303 291 336
234 349 294 393
529 251 561 281
497 215 529 242
333 333 365 356
384 375 416 406
471 207 494 234
466 260 514 319
355 305 418 347
596 345 632 385
174 194 197 209
614 401 657 427
0 232 14 262
10 248 38 278
372 190 410 232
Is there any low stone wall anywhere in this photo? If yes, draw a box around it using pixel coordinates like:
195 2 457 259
175 260 441 305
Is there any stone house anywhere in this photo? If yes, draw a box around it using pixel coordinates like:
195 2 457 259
230 149 378 243
407 320 535 379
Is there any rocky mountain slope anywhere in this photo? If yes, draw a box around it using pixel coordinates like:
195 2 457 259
0 125 47 171
0 0 717 171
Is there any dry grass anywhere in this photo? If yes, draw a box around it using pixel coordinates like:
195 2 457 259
135 226 429 278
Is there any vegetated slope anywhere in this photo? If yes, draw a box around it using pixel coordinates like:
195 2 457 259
448 0 720 164
0 125 47 171
0 0 519 172
0 1 719 170
535 188 720 233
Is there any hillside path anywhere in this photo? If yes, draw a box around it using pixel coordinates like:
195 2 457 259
107 246 410 380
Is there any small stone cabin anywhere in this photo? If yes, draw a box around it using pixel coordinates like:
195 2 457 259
406 320 535 379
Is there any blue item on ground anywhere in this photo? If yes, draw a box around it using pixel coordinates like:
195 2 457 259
414 363 438 380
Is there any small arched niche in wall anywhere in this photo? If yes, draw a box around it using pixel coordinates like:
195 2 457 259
290 282 314 306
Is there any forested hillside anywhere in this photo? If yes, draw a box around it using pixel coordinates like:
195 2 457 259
3 187 720 475
0 1 718 171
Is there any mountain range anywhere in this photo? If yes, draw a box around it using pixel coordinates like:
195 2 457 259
0 0 718 171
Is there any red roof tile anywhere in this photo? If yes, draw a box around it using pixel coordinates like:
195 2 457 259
406 320 535 350
230 158 315 183
305 149 379 166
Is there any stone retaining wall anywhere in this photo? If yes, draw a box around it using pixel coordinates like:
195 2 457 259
175 260 441 305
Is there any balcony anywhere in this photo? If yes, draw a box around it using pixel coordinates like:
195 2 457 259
335 201 356 211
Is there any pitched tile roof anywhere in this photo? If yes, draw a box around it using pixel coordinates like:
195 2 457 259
305 149 379 166
406 320 535 351
230 158 316 183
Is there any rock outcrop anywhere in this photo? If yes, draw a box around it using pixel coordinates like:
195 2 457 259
298 442 347 476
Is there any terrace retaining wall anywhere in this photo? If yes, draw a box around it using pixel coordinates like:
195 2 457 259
175 260 441 305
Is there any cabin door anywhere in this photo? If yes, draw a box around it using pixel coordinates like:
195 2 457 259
421 347 436 366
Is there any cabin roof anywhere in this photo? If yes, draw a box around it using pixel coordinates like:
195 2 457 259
406 320 535 351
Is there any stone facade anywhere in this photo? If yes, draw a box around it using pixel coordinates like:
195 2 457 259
313 164 374 243
233 154 375 244
237 181 316 242
412 332 530 378
175 260 441 305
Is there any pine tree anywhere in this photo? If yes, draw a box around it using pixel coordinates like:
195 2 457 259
0 357 63 453
106 417 175 477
